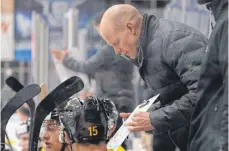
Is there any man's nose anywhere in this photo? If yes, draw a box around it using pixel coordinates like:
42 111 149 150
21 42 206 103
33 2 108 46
42 131 50 140
114 47 121 54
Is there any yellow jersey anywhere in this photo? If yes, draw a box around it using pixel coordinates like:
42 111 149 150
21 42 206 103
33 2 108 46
107 146 126 151
42 145 126 151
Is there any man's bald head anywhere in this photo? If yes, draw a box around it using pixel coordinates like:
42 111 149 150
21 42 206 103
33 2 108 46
101 4 141 30
99 4 143 59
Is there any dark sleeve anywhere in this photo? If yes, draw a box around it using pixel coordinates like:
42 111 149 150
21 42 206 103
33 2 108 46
62 44 114 76
149 31 208 133
219 20 228 105
219 19 228 150
153 133 176 151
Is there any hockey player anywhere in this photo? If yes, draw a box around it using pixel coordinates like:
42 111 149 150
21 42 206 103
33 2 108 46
41 101 71 151
59 96 125 151
16 119 44 151
16 120 30 151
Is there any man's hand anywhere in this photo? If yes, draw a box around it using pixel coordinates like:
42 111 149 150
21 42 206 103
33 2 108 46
120 112 153 132
120 112 131 118
51 49 68 62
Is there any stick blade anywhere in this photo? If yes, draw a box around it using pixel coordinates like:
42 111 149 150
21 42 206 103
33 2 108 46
5 76 24 92
5 76 36 112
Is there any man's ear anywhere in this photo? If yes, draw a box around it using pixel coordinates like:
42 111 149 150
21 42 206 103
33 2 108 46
108 124 116 137
126 22 135 34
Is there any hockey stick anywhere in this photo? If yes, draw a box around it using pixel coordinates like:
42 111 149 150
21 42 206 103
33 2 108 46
1 84 41 147
5 77 37 151
36 83 48 151
29 76 84 151
5 76 36 118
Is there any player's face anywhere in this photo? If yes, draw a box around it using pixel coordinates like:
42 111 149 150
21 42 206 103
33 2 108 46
18 133 29 151
41 120 63 151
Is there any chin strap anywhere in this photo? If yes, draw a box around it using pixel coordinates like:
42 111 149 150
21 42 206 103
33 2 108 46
60 143 67 151
61 143 74 151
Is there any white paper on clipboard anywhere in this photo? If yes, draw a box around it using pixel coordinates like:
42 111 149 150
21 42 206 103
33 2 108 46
107 94 160 150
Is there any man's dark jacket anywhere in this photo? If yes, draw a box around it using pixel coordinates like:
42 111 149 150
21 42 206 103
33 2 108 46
188 0 228 151
129 14 208 151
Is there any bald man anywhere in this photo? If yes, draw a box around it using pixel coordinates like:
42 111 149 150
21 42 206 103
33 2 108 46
99 4 208 151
